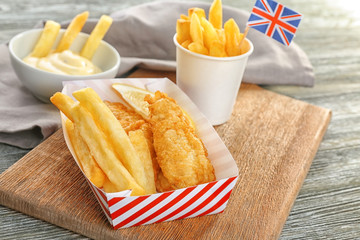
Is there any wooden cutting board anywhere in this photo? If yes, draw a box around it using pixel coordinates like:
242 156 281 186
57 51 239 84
0 69 331 240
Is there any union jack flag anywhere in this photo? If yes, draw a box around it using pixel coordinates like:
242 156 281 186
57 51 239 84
247 0 302 46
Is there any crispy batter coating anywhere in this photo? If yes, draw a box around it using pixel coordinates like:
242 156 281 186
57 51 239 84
145 91 215 190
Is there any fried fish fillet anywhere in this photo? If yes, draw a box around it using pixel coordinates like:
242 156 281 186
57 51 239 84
145 91 216 190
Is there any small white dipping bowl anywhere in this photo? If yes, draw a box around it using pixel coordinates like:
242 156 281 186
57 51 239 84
9 29 121 102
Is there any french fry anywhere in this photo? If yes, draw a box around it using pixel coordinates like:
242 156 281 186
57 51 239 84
239 34 250 54
209 0 223 29
72 88 152 195
50 92 145 196
224 18 242 56
103 177 119 193
65 119 105 188
80 15 113 59
55 11 89 52
188 7 206 20
129 130 156 194
30 20 60 58
200 17 220 50
50 92 75 121
176 19 191 45
216 28 226 45
188 42 209 55
180 14 190 20
190 13 204 44
181 39 191 49
209 40 227 57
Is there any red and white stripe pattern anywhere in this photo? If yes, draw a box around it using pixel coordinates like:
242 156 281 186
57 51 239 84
86 176 238 229
61 78 239 228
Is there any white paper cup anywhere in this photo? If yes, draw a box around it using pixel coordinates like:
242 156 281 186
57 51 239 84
174 34 253 125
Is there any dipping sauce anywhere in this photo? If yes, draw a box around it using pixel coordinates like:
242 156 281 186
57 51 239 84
23 50 102 75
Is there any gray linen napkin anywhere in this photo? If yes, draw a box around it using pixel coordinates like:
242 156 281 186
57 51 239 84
0 1 314 149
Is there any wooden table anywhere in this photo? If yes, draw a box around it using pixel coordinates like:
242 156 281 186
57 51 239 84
1 0 359 239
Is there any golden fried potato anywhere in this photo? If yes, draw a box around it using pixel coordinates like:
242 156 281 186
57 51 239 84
80 15 112 59
50 92 75 121
129 129 156 194
55 11 89 52
200 17 220 50
181 39 191 49
102 177 120 193
188 7 206 20
209 0 223 29
188 41 209 55
65 119 105 188
224 18 242 56
180 14 190 20
30 20 60 58
176 19 191 45
216 28 226 45
190 13 203 44
209 40 227 57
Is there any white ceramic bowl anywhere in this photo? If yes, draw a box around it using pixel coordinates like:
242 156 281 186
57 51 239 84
9 29 121 102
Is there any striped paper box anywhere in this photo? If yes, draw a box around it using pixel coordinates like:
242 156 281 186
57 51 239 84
61 78 239 229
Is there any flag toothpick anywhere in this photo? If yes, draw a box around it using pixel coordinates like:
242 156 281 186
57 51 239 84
238 25 250 50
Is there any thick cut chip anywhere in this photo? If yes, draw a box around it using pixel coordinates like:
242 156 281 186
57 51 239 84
129 129 156 194
200 17 220 50
181 39 191 49
180 14 190 20
190 13 203 44
239 34 250 54
209 0 223 29
65 119 105 188
188 7 206 20
80 15 112 59
176 19 191 45
216 28 226 45
103 177 121 193
55 11 89 52
209 40 227 57
188 41 209 55
224 18 242 56
50 92 75 121
30 20 60 58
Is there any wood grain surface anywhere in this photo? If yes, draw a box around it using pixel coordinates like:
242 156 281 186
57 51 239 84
1 0 360 239
0 69 330 240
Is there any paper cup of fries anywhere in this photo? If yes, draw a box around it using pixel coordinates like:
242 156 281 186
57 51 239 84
59 78 239 229
174 0 254 125
174 34 253 125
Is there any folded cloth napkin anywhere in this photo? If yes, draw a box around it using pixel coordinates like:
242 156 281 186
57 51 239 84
0 1 314 149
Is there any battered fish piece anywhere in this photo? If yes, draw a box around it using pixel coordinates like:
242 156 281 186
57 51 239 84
104 101 147 134
145 91 216 190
